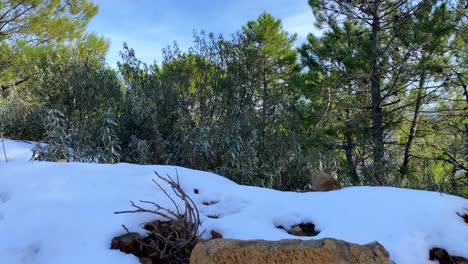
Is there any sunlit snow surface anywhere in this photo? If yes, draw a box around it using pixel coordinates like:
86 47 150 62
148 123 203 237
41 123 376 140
0 139 467 264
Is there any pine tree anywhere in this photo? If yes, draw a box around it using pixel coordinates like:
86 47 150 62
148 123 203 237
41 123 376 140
300 20 372 185
242 12 299 118
0 0 106 97
307 0 460 183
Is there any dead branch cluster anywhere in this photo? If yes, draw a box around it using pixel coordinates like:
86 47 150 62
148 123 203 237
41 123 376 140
115 171 203 264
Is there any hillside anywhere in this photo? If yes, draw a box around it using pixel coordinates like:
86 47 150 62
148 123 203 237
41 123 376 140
0 139 467 264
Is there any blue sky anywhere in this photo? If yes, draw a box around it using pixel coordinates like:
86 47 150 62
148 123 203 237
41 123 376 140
88 0 320 66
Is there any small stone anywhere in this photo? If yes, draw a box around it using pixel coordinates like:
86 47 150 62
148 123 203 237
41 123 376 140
429 247 468 264
211 230 223 239
202 201 218 206
288 226 305 236
278 223 319 237
139 257 152 264
110 232 142 256
457 209 468 224
298 223 319 236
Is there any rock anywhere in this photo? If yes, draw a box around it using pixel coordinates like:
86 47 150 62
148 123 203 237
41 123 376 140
211 230 223 239
190 238 394 264
287 223 319 237
429 248 468 264
277 223 319 237
457 208 468 224
207 214 220 219
56 159 68 163
287 226 304 236
202 200 218 206
139 257 153 264
310 172 341 191
110 232 142 256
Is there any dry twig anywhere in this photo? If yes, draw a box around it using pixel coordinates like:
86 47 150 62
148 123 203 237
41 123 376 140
115 170 203 263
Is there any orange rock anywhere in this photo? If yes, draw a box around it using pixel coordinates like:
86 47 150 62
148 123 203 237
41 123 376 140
191 238 394 264
311 172 341 191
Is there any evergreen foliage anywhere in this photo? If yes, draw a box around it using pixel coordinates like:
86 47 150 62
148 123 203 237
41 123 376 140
0 3 466 197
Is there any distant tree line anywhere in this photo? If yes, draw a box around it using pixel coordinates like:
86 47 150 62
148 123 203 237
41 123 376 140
0 0 466 196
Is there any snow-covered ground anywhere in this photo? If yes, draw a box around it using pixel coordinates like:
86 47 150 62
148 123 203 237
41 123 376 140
0 139 467 264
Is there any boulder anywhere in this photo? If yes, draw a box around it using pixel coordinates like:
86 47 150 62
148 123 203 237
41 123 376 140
190 238 394 264
310 172 341 191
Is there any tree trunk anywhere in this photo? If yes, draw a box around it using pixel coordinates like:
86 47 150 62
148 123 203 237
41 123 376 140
401 71 426 176
344 109 359 184
370 1 385 180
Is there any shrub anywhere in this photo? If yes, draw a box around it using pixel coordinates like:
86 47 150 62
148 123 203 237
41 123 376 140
32 109 71 161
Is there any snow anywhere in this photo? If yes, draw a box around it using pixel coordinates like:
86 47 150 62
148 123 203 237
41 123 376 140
1 139 467 264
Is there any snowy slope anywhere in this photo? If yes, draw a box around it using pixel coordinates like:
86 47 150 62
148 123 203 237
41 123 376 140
0 139 467 264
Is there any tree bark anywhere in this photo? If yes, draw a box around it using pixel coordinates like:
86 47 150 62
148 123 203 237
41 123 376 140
344 141 358 184
344 110 359 184
370 1 385 178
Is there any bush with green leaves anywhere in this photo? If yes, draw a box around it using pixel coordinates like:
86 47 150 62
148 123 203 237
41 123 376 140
126 135 151 164
114 29 322 191
32 109 71 161
2 11 465 197
0 91 45 140
97 110 121 163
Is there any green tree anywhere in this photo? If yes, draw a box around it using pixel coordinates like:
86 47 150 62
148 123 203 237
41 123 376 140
0 0 98 42
117 28 313 190
242 12 299 119
300 20 372 185
118 43 172 164
307 0 465 184
398 2 459 177
0 0 106 96
242 13 310 189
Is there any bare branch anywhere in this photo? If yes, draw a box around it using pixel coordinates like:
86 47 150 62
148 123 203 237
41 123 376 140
114 170 204 263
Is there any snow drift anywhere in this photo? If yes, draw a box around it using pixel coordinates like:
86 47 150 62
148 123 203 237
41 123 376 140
0 139 467 264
